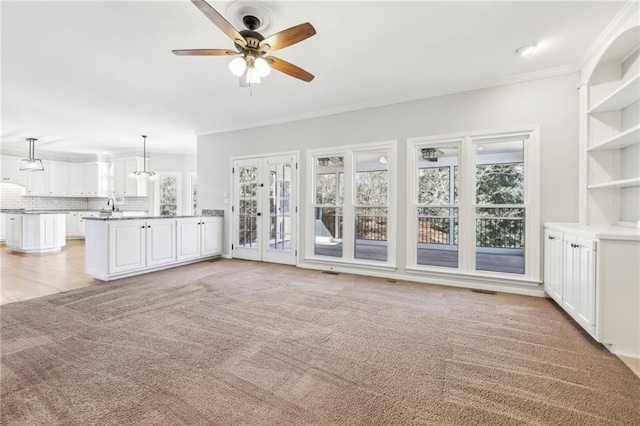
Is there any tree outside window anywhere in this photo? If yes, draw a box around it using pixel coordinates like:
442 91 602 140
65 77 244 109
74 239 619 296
159 176 178 216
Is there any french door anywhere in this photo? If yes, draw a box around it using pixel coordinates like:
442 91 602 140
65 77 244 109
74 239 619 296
232 154 297 265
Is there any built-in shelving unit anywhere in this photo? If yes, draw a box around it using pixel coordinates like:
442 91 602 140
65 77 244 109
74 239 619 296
588 177 640 189
588 73 640 113
587 124 640 151
584 24 640 226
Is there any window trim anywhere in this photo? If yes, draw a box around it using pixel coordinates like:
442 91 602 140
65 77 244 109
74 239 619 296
306 140 398 268
153 171 182 217
407 127 541 283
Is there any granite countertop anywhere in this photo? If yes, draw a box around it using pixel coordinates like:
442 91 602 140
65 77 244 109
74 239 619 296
85 215 214 221
1 209 70 215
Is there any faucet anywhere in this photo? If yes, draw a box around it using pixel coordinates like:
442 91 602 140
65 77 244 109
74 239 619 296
106 198 119 212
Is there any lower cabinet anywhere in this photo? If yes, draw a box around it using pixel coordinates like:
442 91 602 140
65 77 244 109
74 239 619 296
86 216 222 281
66 212 100 238
544 223 640 358
6 214 66 253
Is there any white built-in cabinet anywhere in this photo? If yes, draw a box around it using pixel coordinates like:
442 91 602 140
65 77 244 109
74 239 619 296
544 223 640 358
583 26 640 226
177 217 222 261
5 213 66 253
545 9 640 360
66 211 100 238
1 156 27 186
86 216 222 281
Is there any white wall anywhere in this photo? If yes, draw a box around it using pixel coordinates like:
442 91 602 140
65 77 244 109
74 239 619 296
197 73 580 283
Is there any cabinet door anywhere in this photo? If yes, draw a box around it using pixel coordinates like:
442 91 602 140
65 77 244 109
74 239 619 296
21 215 39 249
575 237 596 334
26 168 51 196
66 213 78 236
201 217 222 256
146 219 176 267
0 214 5 241
49 162 69 196
176 218 201 261
83 163 99 196
543 229 563 304
6 215 20 247
108 220 146 274
1 156 27 186
123 159 137 195
68 165 85 196
562 236 579 318
113 161 126 195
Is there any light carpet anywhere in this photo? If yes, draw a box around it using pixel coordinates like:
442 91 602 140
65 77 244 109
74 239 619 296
1 259 639 425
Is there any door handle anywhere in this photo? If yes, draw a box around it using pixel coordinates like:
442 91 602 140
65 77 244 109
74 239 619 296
257 213 262 216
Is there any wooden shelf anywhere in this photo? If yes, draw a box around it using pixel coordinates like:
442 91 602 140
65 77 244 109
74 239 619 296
588 177 640 189
588 74 640 114
588 125 640 151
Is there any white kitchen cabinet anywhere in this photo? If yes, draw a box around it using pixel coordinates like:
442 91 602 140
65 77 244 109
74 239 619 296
146 219 176 267
113 158 147 196
544 223 640 358
86 216 222 281
68 164 85 196
0 213 5 242
66 211 100 237
543 229 563 304
49 162 69 196
66 212 79 236
6 213 66 253
25 167 51 196
108 220 147 274
176 217 201 261
202 217 223 256
177 216 223 260
83 162 111 197
1 156 27 187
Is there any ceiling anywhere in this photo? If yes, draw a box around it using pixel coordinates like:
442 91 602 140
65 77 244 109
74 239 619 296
0 0 627 157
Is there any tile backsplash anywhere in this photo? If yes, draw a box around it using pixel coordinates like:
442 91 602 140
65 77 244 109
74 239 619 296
0 183 149 211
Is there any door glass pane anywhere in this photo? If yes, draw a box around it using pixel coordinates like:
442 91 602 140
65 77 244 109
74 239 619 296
268 162 292 251
238 166 258 248
475 140 525 274
354 152 388 261
314 156 344 257
416 146 459 268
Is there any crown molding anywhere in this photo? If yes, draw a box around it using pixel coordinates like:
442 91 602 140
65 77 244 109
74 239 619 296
576 1 639 71
195 64 578 137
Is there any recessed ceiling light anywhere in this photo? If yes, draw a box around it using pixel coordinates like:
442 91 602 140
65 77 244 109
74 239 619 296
516 44 537 57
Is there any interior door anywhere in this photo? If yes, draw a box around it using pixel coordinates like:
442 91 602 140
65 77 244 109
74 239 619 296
232 154 297 264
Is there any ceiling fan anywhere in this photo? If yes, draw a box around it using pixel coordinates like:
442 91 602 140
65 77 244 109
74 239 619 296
173 0 316 86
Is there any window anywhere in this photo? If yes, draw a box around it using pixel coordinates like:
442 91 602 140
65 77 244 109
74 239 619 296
408 129 540 282
154 172 182 217
309 141 397 267
190 174 197 215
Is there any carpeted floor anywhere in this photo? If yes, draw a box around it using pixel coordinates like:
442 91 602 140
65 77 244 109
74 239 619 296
1 259 639 425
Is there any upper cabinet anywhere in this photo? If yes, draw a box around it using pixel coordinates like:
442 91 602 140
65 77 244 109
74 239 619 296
1 156 27 187
83 162 111 197
113 157 147 197
582 23 640 227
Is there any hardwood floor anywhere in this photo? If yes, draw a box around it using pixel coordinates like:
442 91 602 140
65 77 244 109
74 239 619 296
0 239 98 305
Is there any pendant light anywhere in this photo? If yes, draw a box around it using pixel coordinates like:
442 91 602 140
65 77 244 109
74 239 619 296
20 138 45 172
130 135 157 179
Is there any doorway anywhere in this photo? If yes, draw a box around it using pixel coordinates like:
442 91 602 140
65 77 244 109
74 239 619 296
232 153 297 265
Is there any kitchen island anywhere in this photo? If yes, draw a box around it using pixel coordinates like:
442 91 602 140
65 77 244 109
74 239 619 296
84 214 223 281
5 211 66 253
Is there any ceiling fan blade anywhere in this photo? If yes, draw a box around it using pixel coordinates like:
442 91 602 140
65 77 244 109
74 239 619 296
259 23 316 52
266 56 314 82
172 49 239 56
191 0 246 46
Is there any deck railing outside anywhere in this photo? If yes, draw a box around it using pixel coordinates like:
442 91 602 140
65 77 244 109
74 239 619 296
318 212 524 249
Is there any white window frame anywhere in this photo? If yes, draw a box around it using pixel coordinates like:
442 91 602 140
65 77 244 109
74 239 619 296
306 140 398 270
407 127 541 285
153 172 182 217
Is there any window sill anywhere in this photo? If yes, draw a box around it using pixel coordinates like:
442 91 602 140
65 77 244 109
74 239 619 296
302 256 397 272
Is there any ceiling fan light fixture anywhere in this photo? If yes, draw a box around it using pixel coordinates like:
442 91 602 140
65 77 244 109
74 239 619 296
254 57 271 77
20 138 45 172
229 57 247 76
